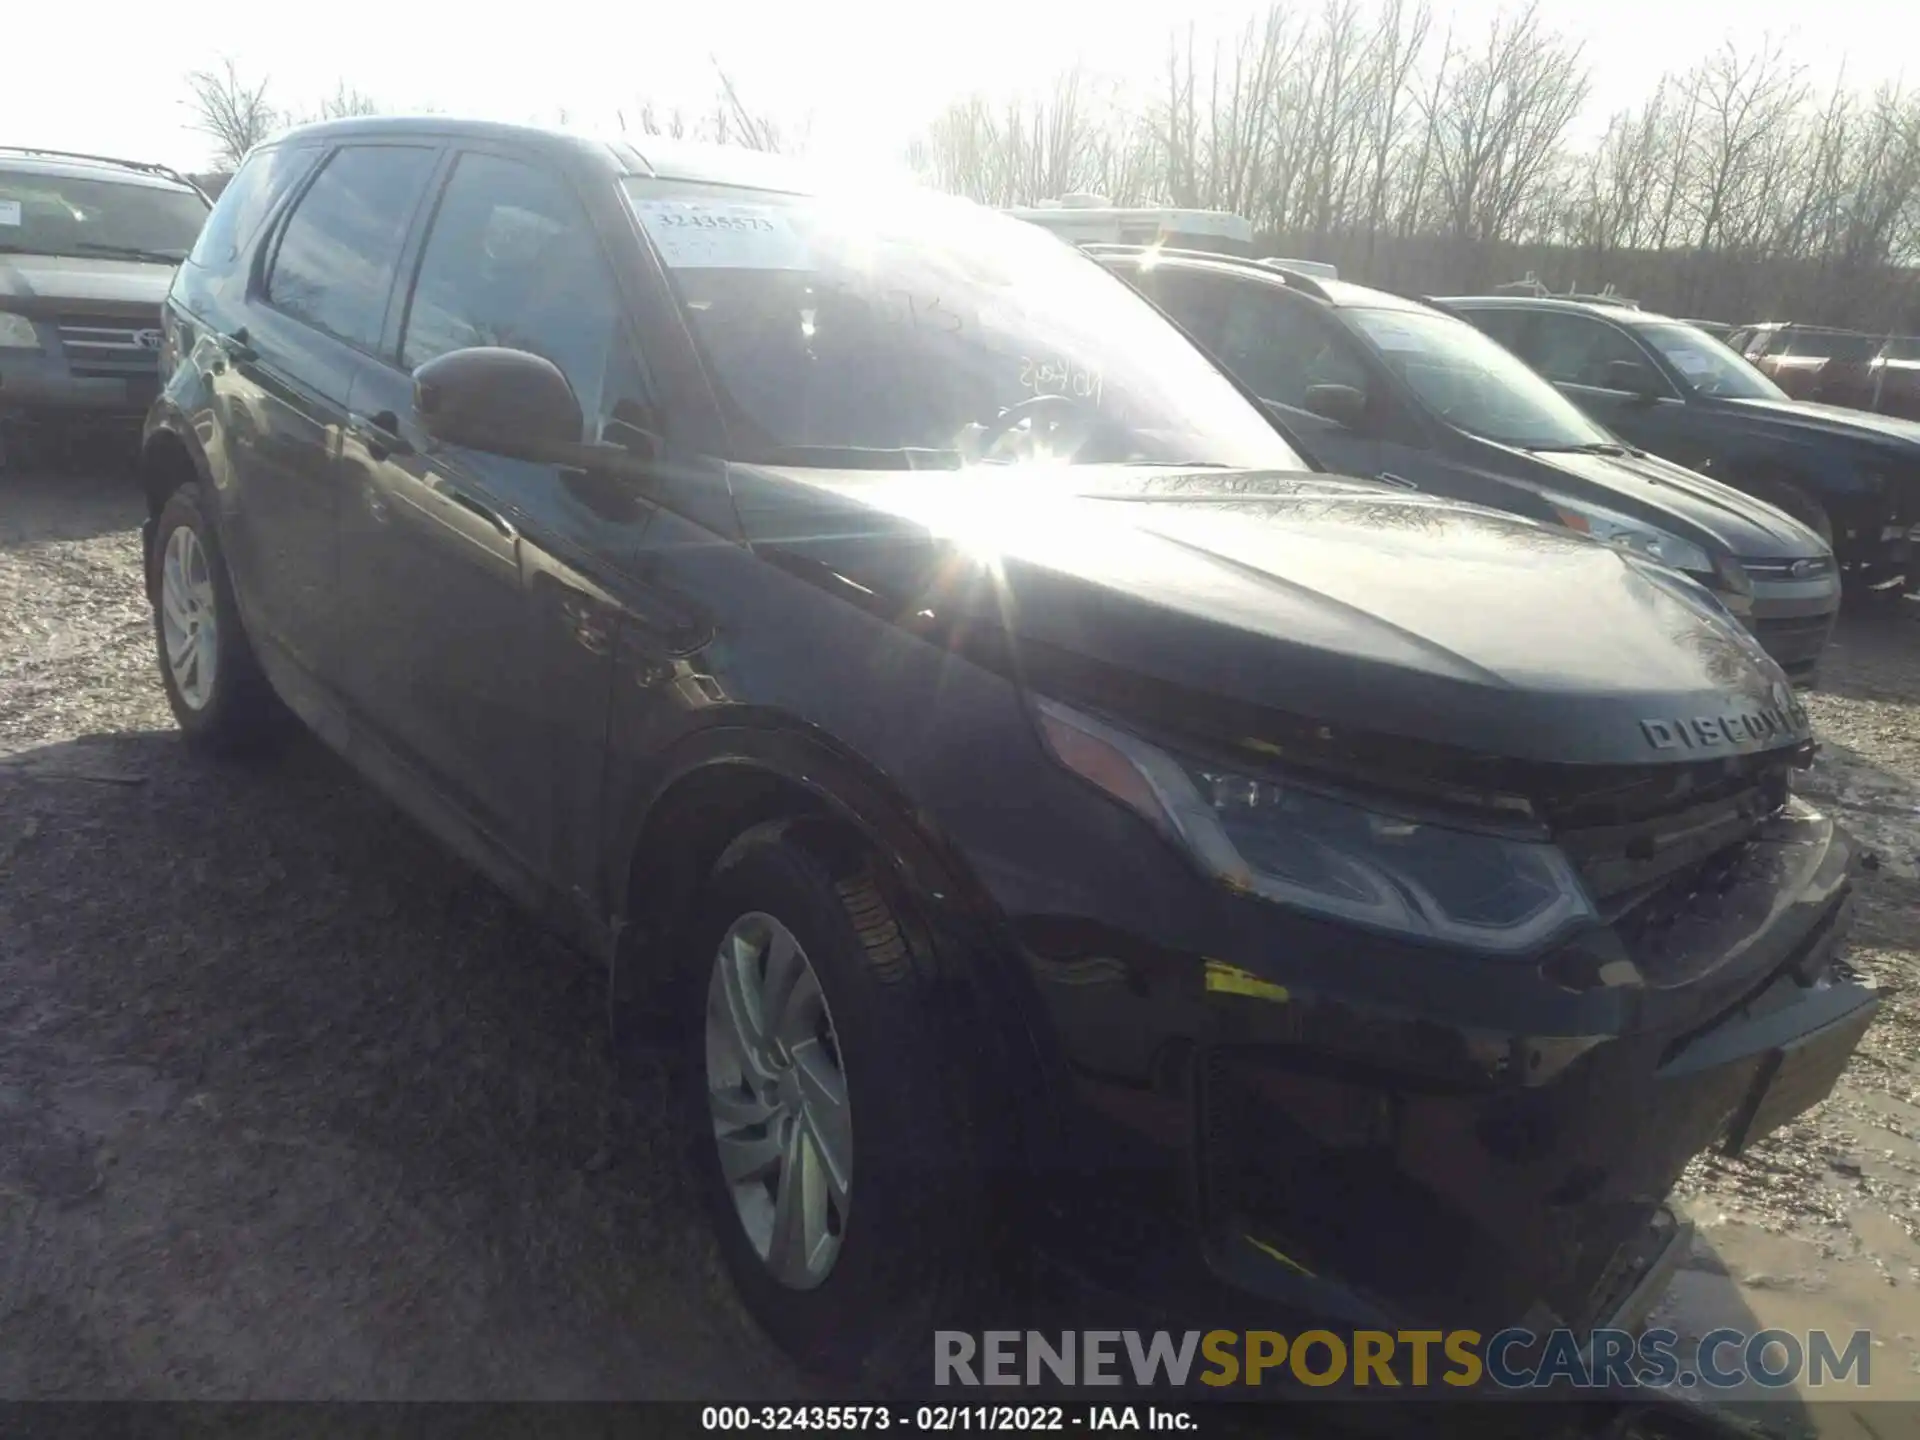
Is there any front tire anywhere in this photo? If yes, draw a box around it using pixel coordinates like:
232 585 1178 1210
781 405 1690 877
151 483 279 752
679 824 987 1383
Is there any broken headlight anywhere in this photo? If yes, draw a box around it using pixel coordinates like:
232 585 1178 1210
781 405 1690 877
1036 698 1595 955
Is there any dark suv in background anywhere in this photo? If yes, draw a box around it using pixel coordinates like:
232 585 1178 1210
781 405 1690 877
1444 295 1920 601
0 148 209 464
141 116 1875 1386
1097 248 1839 685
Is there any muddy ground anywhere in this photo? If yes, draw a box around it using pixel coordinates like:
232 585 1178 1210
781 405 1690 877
2 463 1917 1425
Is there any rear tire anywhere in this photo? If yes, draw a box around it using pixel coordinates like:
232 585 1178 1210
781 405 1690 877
676 822 987 1384
150 483 281 753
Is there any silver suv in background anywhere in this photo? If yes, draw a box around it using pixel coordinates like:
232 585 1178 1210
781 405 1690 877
0 148 210 465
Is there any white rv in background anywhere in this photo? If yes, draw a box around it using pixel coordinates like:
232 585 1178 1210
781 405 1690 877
1005 195 1256 256
1261 257 1340 281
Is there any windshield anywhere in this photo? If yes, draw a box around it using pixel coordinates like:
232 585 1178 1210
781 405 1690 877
1345 306 1615 450
1637 322 1786 400
621 179 1304 471
0 169 208 262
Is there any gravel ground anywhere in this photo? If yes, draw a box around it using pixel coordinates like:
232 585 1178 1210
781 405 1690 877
0 464 803 1400
1 462 1916 1418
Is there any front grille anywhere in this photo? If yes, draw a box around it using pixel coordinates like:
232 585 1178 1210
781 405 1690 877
1549 754 1795 950
1751 614 1834 679
55 313 161 378
1753 614 1835 640
1742 556 1834 581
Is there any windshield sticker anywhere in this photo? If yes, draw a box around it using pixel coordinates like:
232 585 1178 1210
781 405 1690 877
632 199 812 271
1668 350 1717 375
0 200 21 227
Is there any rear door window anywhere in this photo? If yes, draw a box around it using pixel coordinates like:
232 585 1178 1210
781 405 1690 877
264 144 437 354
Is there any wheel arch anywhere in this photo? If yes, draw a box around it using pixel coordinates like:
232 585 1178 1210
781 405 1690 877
608 719 1048 1164
611 720 1009 973
139 412 213 519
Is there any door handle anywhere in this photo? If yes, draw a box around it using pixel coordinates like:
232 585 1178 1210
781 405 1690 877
347 410 412 462
1377 472 1418 490
443 484 516 541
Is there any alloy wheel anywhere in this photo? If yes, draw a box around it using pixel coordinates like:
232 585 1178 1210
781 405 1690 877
160 525 219 711
704 910 853 1289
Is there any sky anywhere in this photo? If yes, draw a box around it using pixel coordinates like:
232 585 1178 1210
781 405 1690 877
3 0 1916 176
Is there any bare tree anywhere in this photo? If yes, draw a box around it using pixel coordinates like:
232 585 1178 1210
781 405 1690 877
1424 2 1589 271
309 83 381 122
185 59 279 169
1678 40 1809 255
713 63 799 153
1356 0 1433 261
908 71 1122 205
620 69 806 155
899 0 1920 328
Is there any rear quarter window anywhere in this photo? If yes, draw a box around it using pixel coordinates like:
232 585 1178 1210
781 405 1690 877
187 146 320 272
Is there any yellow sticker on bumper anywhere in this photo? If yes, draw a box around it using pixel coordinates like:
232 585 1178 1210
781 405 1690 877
1204 960 1290 1004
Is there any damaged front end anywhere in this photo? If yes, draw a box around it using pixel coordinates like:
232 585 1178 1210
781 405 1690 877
1019 698 1876 1347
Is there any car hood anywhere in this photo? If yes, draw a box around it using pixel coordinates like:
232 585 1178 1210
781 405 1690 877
1715 394 1920 450
1508 444 1830 559
730 464 1808 768
0 252 174 318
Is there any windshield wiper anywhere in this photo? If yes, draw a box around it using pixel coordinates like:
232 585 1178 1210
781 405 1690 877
756 444 964 471
70 241 186 264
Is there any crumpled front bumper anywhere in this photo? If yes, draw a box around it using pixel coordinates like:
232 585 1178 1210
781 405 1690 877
1022 803 1875 1340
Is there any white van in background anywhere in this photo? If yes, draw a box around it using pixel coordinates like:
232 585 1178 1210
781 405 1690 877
1005 195 1255 256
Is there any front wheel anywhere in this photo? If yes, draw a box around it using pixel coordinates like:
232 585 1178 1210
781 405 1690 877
679 824 988 1382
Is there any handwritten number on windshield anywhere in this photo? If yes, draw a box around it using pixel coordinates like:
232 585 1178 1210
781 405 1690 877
654 212 776 232
1020 356 1104 406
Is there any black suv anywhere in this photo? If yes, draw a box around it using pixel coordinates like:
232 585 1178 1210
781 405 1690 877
1093 248 1840 686
142 117 1876 1381
0 148 210 462
1441 296 1920 599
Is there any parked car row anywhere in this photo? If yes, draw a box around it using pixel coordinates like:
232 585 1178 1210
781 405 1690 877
1440 296 1920 604
114 117 1880 1392
1090 248 1842 686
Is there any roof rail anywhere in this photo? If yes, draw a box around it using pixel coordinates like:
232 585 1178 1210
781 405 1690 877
1076 241 1333 301
0 145 207 199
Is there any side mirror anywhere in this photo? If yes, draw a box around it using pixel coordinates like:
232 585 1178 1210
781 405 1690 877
1301 383 1369 430
412 346 585 463
1604 359 1661 401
